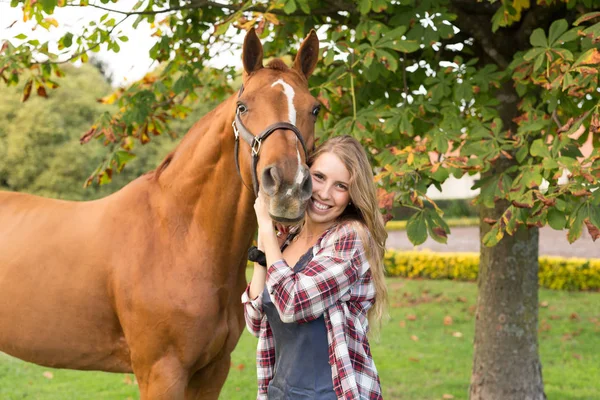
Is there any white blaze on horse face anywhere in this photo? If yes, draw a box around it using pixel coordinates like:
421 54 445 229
271 79 296 125
272 78 305 193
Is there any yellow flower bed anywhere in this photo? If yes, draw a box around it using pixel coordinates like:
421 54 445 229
386 217 479 231
385 250 600 291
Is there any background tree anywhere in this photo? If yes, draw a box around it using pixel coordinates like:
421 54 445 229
1 1 600 399
0 64 215 199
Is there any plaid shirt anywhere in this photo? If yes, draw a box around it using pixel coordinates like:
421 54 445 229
241 222 383 399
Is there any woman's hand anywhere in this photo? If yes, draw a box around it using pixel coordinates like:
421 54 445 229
254 193 275 241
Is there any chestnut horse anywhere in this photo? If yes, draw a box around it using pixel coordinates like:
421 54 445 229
0 29 319 399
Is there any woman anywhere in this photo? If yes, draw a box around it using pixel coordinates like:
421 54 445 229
241 135 388 400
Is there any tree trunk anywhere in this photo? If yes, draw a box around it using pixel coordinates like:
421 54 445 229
469 205 546 400
469 82 546 399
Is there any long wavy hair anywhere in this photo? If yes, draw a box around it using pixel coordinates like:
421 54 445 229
308 135 388 331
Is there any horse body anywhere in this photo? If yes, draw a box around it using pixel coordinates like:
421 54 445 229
0 29 319 399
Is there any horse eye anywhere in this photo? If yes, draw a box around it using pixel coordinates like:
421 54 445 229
237 103 248 114
312 106 321 117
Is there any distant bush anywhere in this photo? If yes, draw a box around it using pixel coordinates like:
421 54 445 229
393 198 478 220
385 250 600 291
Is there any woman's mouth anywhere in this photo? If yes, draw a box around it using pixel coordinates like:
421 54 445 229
312 198 332 211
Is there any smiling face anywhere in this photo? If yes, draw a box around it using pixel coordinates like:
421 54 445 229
307 152 352 226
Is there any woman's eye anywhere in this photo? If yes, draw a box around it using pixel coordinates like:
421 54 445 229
312 106 321 117
237 103 248 114
337 184 348 190
313 173 324 180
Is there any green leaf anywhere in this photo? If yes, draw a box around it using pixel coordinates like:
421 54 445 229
371 0 388 12
359 0 371 15
567 207 586 243
572 48 600 68
533 52 545 71
547 208 566 230
283 0 297 14
483 222 504 247
374 49 398 71
530 28 548 47
574 11 600 26
425 209 450 244
530 139 551 158
556 27 580 44
113 150 136 172
380 39 420 53
548 19 568 45
14 33 27 40
385 25 408 40
590 206 600 229
523 47 545 61
119 35 129 42
516 144 529 164
296 0 310 13
40 0 57 14
406 212 428 245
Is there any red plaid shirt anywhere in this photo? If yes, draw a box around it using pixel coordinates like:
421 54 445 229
241 222 383 399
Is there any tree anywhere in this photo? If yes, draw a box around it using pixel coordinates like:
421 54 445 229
0 63 214 200
1 1 599 398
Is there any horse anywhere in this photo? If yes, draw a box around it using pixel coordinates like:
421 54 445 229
0 28 320 399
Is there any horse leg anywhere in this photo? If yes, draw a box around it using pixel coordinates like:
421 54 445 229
185 352 232 400
135 354 188 400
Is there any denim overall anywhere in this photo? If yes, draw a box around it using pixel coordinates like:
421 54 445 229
262 247 337 400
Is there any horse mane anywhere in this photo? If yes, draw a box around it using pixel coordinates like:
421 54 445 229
148 151 174 180
266 58 289 72
148 60 291 181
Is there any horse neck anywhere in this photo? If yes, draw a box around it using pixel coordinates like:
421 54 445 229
153 95 257 260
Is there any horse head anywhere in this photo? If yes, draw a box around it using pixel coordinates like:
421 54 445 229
234 29 320 224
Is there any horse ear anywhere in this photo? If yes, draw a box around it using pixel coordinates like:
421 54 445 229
293 30 319 79
242 28 263 74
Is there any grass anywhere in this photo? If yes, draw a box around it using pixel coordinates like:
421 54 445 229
1 278 598 400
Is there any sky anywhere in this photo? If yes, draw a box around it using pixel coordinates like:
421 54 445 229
0 0 243 85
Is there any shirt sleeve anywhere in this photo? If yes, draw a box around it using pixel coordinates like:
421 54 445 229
265 224 365 324
241 283 264 338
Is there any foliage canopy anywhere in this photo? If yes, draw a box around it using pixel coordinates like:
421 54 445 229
1 0 600 245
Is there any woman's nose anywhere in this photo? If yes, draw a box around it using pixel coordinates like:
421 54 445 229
317 185 332 200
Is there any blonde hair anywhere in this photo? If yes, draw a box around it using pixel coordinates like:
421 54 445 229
308 135 388 331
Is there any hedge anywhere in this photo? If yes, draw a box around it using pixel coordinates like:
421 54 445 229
385 250 600 291
386 217 479 231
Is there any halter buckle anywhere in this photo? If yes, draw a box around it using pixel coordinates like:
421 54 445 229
252 137 262 156
232 120 239 140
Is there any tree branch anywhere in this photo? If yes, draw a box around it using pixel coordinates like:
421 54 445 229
514 3 565 50
450 5 510 69
66 0 349 18
35 15 129 65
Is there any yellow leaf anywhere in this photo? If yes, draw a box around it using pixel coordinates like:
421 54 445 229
407 152 414 166
43 371 53 379
44 17 59 27
452 331 463 338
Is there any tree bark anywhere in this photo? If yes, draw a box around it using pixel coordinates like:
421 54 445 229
469 83 546 400
470 205 546 400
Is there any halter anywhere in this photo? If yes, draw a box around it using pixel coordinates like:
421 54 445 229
233 84 309 197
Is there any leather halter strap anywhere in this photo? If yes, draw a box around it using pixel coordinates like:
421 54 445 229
232 87 309 197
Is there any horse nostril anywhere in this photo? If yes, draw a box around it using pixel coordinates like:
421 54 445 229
300 171 312 200
262 166 281 195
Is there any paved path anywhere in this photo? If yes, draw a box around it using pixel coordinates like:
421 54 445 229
387 226 600 259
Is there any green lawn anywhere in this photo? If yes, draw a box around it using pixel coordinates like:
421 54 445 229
1 278 598 400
